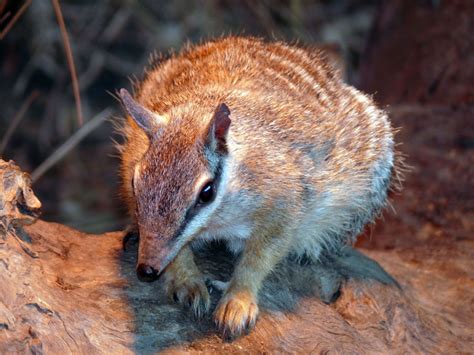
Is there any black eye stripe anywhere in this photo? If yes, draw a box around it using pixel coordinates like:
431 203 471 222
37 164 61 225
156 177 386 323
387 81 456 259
170 160 224 241
195 159 223 207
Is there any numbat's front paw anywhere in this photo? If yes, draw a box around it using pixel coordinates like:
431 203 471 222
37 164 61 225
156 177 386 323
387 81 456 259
214 289 259 340
165 276 211 319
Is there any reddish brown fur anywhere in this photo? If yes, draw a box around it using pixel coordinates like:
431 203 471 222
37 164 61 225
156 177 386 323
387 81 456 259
117 37 398 339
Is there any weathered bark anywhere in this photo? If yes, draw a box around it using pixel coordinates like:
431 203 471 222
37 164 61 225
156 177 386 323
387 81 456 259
0 158 472 353
1 221 472 353
0 221 474 353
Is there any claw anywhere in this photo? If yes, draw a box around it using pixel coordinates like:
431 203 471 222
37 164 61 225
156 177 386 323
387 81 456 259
214 289 259 340
166 278 211 319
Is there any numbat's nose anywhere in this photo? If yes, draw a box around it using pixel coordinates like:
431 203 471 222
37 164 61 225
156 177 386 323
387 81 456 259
136 263 159 282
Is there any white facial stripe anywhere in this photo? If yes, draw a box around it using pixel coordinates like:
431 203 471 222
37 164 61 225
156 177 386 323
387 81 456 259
153 112 168 125
178 157 231 243
194 174 213 196
134 164 141 185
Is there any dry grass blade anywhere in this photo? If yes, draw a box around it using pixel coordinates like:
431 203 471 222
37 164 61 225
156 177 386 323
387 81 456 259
0 0 31 40
0 90 38 156
31 108 112 182
51 0 84 126
0 11 10 25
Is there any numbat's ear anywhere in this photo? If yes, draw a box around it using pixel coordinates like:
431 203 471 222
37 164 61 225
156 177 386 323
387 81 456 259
206 103 231 154
119 88 167 136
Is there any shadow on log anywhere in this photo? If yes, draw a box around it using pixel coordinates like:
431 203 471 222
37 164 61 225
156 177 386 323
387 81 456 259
0 158 472 353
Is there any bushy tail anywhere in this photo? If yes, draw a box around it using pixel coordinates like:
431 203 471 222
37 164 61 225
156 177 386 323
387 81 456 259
324 246 401 289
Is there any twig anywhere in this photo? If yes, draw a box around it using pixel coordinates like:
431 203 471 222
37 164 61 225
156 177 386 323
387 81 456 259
31 108 112 182
0 91 39 156
102 8 131 44
51 0 84 126
0 11 11 26
0 0 31 40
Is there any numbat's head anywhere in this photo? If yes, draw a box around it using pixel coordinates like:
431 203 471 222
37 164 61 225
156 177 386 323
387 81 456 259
119 89 231 278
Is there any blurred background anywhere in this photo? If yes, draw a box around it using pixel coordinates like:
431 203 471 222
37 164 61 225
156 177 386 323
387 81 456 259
0 0 472 248
0 0 378 232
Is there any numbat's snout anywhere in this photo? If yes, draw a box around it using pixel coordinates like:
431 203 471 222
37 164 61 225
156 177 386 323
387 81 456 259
117 36 400 339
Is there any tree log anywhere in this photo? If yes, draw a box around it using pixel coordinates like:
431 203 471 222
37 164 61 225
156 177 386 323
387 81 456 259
0 157 472 353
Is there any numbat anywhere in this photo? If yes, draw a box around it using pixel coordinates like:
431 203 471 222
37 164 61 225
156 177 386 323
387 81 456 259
117 37 398 339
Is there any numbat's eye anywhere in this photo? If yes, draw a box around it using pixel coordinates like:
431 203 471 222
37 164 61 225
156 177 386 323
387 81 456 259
198 181 215 204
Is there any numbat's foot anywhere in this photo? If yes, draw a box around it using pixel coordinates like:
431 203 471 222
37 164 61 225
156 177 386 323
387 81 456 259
214 289 259 340
165 273 211 319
